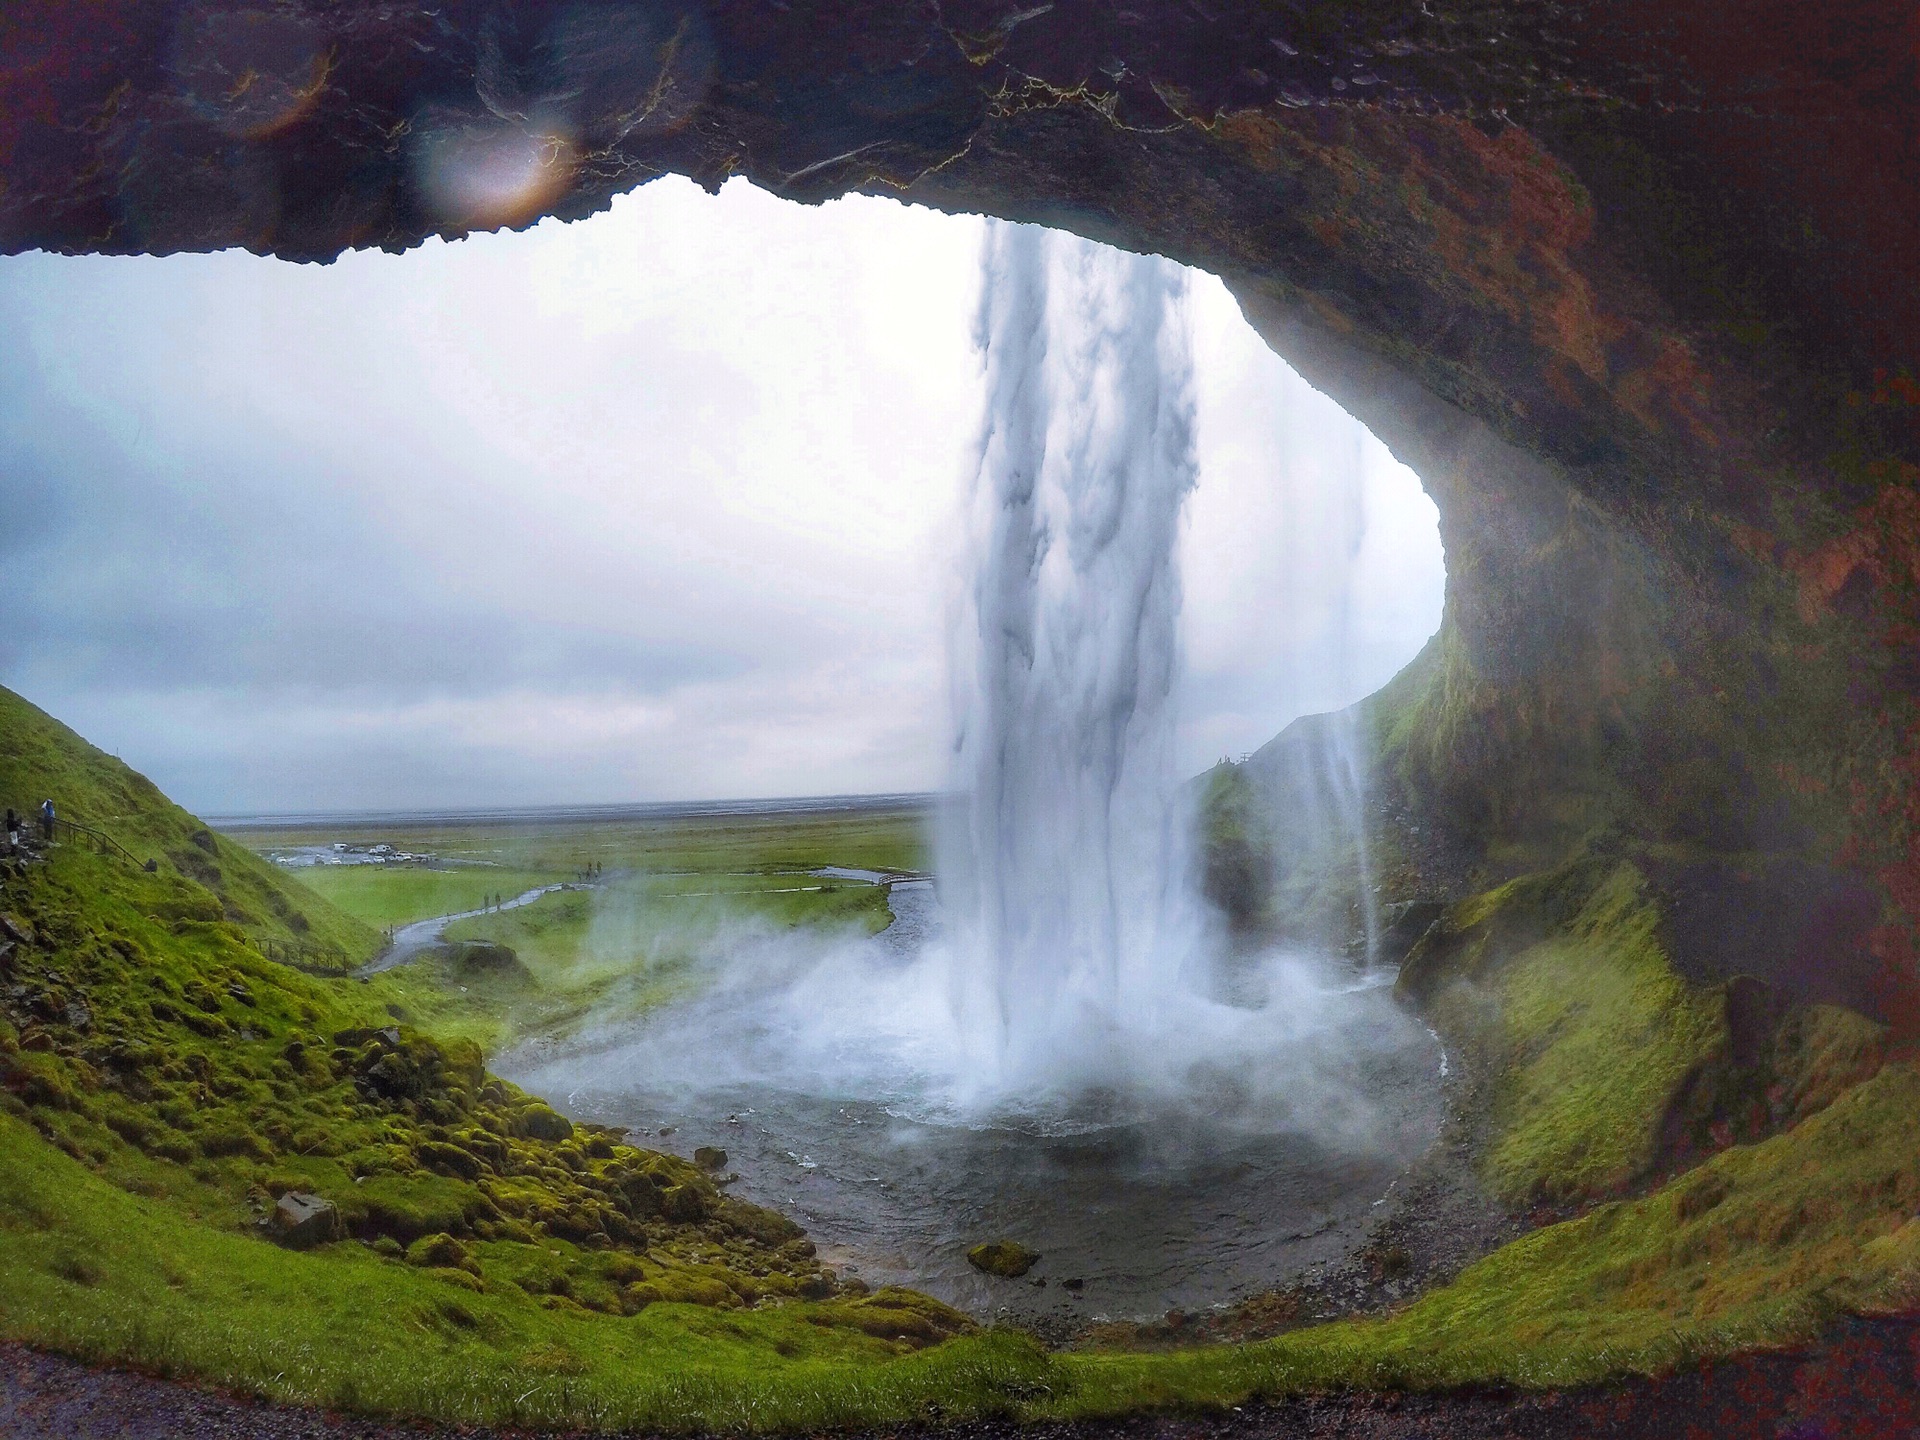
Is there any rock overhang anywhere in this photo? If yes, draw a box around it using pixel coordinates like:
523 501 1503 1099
4 0 1918 1020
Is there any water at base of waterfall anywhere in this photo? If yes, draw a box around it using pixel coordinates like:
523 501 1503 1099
501 883 1443 1327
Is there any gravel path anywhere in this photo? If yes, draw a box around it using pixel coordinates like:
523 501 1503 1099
7 1316 1919 1439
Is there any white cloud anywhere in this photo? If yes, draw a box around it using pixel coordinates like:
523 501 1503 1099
0 178 1442 812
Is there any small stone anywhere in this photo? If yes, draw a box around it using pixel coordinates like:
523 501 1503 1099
271 1191 339 1249
966 1240 1040 1278
0 914 32 947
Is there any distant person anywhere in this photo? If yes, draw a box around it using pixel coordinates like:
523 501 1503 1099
4 808 17 845
39 799 55 843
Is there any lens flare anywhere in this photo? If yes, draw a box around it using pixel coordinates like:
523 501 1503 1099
413 115 580 231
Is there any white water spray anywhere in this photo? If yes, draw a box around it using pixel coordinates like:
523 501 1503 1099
519 225 1438 1157
940 222 1205 1095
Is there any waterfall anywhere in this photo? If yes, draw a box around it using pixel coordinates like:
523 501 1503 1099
940 222 1202 1097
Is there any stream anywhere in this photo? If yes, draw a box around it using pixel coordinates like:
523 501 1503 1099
356 882 574 976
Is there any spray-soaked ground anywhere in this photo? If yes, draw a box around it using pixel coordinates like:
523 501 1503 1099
501 883 1444 1328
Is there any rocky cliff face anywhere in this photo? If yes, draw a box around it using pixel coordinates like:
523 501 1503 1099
5 0 1916 1020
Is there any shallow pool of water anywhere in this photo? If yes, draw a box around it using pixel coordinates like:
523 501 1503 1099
502 884 1443 1327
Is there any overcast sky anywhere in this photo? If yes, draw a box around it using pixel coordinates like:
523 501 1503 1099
0 178 1444 815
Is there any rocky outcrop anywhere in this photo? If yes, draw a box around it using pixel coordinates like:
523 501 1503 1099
3 2 1915 1020
271 1190 340 1248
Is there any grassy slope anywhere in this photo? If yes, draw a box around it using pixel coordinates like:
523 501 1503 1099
7 685 1920 1429
0 689 981 1425
0 1111 1038 1432
1058 1058 1920 1412
0 687 378 971
9 1018 1920 1427
1407 862 1728 1204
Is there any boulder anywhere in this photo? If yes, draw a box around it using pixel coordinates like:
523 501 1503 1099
966 1240 1040 1278
1380 900 1446 965
406 1232 480 1276
660 1182 713 1224
693 1146 728 1172
512 1103 574 1142
440 940 532 982
271 1191 340 1248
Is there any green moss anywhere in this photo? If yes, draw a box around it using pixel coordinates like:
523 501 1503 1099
0 821 874 1374
0 1110 1032 1432
1405 862 1726 1203
1771 1004 1887 1124
1050 1061 1920 1416
0 685 379 970
967 1241 1040 1278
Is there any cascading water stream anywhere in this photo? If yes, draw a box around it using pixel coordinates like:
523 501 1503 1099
503 222 1446 1322
941 222 1204 1097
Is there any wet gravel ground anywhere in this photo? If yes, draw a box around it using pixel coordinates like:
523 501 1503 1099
8 1315 1920 1439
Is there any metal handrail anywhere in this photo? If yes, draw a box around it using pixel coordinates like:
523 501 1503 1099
5 805 149 869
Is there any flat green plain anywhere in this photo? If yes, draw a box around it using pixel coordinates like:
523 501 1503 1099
294 866 572 929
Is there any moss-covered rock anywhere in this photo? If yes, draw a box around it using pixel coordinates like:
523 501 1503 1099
966 1241 1039 1278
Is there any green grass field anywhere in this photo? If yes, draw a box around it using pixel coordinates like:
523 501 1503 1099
261 806 909 1053
293 865 572 930
233 806 930 882
374 870 893 1052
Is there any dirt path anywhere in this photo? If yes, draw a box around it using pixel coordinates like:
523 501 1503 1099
6 1317 1918 1439
356 882 577 976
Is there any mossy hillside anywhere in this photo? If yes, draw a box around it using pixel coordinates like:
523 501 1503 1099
1410 863 1725 1204
12 1025 1920 1428
1396 858 1897 1208
1058 1058 1920 1415
0 685 378 971
0 1109 1022 1432
0 842 972 1340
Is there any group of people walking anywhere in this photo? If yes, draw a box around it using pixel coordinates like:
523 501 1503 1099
4 799 56 848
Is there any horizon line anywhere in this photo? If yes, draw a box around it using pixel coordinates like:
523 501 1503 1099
205 791 945 832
